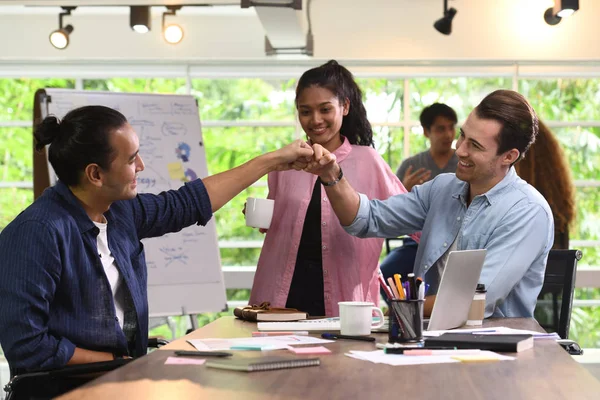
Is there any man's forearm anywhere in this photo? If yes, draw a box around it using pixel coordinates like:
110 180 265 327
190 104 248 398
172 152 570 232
67 347 114 365
321 166 361 226
424 295 436 318
203 153 277 213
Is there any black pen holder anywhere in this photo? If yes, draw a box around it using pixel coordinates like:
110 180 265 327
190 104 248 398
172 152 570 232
388 299 424 343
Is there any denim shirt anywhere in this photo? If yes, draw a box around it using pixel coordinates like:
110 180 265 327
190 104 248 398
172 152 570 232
0 179 212 372
344 167 554 318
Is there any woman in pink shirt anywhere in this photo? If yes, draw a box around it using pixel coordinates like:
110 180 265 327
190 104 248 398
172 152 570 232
249 60 408 317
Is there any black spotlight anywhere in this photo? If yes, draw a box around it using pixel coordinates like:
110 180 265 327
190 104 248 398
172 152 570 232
434 0 457 35
49 6 76 49
130 6 151 33
544 0 579 26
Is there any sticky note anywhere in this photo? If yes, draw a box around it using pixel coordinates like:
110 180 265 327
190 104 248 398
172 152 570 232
164 356 206 365
230 344 278 351
167 162 185 181
451 355 501 362
288 346 332 355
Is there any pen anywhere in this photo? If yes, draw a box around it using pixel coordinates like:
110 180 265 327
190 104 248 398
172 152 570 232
252 331 309 337
393 274 405 300
377 270 395 301
416 277 423 294
384 346 457 354
387 277 400 299
174 350 233 357
407 273 417 300
321 333 376 342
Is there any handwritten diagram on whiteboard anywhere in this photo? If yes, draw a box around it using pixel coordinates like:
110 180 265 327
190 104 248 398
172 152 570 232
41 89 226 316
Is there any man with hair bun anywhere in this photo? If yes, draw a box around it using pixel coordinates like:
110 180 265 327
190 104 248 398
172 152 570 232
0 105 313 379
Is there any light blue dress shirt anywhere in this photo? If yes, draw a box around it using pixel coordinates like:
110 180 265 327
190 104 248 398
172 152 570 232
344 167 554 318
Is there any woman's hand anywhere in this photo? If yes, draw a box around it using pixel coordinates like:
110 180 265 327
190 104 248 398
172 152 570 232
272 140 314 172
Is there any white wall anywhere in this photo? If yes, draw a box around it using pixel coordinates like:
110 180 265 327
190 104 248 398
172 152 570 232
0 0 598 61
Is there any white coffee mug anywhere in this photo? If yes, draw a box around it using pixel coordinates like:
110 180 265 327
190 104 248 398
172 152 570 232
245 197 274 229
338 301 385 336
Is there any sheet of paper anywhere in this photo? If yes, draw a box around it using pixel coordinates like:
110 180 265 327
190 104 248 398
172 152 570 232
345 350 514 366
477 327 560 340
187 335 333 351
423 326 560 340
164 356 206 365
346 350 458 366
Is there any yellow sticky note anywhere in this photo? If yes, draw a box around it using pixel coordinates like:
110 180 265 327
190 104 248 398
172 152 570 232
167 162 185 181
451 355 501 363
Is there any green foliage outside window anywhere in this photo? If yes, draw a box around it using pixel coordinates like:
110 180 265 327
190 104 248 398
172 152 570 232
0 79 75 227
84 78 188 94
0 76 599 346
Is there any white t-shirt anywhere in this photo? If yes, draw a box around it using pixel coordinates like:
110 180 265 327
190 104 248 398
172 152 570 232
94 219 125 330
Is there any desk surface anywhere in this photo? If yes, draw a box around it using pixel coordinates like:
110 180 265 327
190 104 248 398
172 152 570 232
59 317 600 400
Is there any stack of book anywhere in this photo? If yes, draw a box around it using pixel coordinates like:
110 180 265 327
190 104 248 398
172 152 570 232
233 302 307 322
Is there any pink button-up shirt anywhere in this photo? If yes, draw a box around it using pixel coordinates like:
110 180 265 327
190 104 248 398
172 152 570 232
249 138 408 316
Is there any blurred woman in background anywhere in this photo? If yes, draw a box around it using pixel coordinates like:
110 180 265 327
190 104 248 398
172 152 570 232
515 119 575 249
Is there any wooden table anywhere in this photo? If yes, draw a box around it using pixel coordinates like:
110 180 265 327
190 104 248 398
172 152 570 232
58 317 600 400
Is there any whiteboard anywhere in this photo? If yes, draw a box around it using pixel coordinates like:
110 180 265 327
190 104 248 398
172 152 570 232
38 89 227 317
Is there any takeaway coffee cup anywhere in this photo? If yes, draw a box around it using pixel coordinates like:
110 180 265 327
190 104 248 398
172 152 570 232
465 283 487 326
245 197 274 229
338 301 385 336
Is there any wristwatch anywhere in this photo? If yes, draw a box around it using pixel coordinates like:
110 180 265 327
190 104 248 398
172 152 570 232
318 167 344 187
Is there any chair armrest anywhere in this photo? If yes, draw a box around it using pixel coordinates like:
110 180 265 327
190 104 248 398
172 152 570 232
148 337 170 348
556 339 584 355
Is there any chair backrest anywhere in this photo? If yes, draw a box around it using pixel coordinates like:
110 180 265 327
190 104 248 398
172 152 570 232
535 249 582 339
384 237 410 255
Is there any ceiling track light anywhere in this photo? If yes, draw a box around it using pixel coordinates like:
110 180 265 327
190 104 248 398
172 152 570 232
130 6 151 33
49 6 76 50
241 0 302 10
544 0 579 26
162 6 184 44
433 0 457 36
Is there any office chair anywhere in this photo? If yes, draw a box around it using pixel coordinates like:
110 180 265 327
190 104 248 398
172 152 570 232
535 249 583 355
385 237 402 255
3 338 169 400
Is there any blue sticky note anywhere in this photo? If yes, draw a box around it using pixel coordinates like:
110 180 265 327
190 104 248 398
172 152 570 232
230 344 271 351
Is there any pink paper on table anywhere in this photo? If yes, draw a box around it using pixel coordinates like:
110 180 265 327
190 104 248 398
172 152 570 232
164 356 207 365
288 346 332 355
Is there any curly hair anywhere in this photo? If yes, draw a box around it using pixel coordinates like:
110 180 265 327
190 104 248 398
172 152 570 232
515 120 575 246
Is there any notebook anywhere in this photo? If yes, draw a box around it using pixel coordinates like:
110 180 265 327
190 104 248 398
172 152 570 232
205 356 320 372
234 303 307 322
257 319 340 331
257 317 387 332
425 333 534 353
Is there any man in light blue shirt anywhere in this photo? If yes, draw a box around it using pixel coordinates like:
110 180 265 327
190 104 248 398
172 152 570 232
300 90 553 318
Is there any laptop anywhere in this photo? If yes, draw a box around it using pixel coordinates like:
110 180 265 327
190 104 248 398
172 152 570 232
257 249 486 333
425 249 487 331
